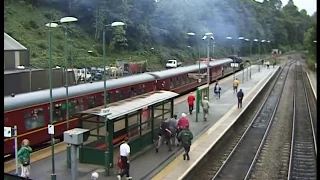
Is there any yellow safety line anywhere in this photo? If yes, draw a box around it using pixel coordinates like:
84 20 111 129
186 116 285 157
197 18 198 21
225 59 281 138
306 72 317 100
152 67 278 180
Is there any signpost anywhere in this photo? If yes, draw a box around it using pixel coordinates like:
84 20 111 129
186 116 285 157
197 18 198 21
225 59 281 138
196 84 209 122
4 126 18 175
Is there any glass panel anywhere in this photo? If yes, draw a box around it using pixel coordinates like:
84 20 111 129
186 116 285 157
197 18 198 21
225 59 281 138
128 111 140 127
163 111 171 120
114 117 126 132
154 107 163 119
128 124 139 139
25 108 45 130
141 121 151 136
164 101 171 110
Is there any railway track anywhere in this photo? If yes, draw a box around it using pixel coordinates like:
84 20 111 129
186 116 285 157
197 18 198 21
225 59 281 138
287 61 317 180
211 60 296 180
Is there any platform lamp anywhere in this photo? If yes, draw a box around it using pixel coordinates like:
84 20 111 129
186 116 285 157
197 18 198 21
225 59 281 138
244 38 250 56
45 16 78 180
203 33 214 88
187 32 201 82
226 36 236 80
102 21 125 176
253 39 261 72
102 22 125 108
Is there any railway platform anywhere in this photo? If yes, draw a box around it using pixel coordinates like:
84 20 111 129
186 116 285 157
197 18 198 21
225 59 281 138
152 66 280 180
7 65 278 180
306 70 317 99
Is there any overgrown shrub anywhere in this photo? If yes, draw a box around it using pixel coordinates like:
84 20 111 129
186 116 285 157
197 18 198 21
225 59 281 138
38 42 47 49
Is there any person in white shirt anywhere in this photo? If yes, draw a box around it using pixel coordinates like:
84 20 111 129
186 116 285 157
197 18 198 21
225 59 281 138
117 137 132 180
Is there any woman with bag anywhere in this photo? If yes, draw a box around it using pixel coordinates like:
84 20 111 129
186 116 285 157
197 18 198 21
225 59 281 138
214 82 222 99
18 139 32 178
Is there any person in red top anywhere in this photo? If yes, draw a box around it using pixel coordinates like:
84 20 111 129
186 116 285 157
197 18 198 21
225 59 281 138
177 113 190 146
177 113 190 130
187 93 195 114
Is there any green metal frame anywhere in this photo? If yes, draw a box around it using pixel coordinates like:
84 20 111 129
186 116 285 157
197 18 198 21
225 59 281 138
78 98 175 176
196 84 209 122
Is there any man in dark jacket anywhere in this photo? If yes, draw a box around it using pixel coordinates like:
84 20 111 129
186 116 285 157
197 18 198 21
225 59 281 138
156 119 172 153
237 89 244 108
178 126 193 160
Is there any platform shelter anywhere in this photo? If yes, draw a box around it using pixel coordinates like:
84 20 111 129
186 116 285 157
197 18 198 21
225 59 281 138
77 90 178 176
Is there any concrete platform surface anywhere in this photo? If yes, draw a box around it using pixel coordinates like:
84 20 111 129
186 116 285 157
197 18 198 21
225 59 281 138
306 70 317 99
152 66 279 180
10 65 276 180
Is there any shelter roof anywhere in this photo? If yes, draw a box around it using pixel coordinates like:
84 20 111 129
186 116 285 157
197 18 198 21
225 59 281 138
79 90 178 120
4 32 27 51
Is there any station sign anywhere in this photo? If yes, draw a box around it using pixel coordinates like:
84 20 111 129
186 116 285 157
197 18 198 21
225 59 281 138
4 127 12 138
100 108 112 116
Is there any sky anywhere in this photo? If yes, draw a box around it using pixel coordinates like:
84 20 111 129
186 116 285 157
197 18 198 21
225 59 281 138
255 0 317 15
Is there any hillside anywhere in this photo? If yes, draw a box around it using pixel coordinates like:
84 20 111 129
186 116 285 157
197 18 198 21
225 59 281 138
4 0 316 69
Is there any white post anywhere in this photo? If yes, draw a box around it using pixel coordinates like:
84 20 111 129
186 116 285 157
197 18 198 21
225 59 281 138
14 125 18 175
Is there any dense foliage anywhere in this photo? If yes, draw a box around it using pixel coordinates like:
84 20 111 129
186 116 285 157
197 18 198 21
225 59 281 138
4 0 316 68
303 12 317 70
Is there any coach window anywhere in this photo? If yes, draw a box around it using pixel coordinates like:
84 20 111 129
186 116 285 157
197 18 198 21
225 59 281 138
116 90 123 101
70 99 83 116
170 78 174 88
87 95 99 109
130 87 136 97
52 103 64 122
25 108 45 130
101 93 110 104
141 84 146 94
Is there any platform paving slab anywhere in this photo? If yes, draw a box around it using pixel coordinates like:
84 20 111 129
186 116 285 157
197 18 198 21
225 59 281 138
10 65 275 180
152 68 279 180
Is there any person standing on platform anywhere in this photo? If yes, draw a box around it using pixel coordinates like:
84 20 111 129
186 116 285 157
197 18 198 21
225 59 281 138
178 126 193 160
18 139 32 178
168 115 178 146
187 92 195 114
237 89 244 108
177 113 190 146
233 78 240 93
214 82 222 99
117 137 132 180
156 119 172 153
201 97 210 121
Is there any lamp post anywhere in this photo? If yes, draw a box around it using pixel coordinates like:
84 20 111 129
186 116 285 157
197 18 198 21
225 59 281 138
244 38 250 56
203 33 214 87
226 36 237 80
102 21 125 176
103 22 125 108
45 16 78 179
187 32 202 83
253 39 260 72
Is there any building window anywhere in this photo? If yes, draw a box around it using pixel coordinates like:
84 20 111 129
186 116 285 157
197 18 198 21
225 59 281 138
25 108 45 130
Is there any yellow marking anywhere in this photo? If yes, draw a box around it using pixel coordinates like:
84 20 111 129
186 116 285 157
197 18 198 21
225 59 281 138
306 72 317 100
152 67 278 180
